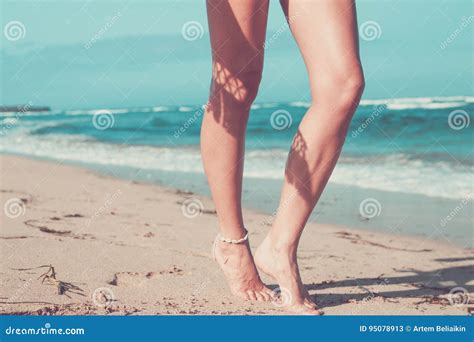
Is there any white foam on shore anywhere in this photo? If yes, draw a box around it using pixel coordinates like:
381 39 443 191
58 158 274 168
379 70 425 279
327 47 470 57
65 108 133 115
1 132 471 200
386 102 466 110
251 103 279 110
255 96 469 111
359 96 470 110
287 101 310 108
1 96 470 118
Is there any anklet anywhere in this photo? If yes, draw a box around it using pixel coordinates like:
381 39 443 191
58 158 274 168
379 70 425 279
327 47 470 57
217 229 249 244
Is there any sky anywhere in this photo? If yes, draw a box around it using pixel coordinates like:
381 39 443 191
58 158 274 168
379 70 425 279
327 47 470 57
0 0 472 109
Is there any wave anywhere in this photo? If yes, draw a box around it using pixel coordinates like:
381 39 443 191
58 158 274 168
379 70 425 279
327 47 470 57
251 103 280 110
1 96 470 119
259 96 471 110
65 108 133 115
359 96 471 110
386 102 467 110
0 132 471 200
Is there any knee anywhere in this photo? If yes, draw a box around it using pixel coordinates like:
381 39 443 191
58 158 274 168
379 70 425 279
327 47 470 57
235 68 262 106
341 69 365 104
316 65 365 117
210 54 263 108
347 68 365 102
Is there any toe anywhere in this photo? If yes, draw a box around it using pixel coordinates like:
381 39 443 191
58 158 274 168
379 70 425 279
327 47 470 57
255 291 266 302
304 298 317 309
289 304 323 315
303 290 317 308
264 287 277 299
259 289 271 301
304 307 323 315
247 290 258 301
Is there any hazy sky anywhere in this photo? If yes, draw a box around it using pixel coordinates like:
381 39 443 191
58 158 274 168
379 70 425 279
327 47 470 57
1 0 472 109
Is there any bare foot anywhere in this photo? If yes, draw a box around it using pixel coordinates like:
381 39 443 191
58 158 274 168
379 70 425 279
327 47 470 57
255 236 323 315
213 238 273 302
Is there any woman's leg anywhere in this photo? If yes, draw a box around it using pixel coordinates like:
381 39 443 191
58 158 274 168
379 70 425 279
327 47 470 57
202 0 272 301
255 0 365 313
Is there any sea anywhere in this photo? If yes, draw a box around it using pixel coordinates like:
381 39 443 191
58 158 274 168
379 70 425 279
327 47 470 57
1 96 472 246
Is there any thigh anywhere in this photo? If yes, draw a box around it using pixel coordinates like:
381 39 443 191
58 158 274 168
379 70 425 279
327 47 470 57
280 0 362 85
207 0 269 73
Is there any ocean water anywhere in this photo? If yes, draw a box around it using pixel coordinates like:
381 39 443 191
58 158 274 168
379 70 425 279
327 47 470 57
1 96 472 202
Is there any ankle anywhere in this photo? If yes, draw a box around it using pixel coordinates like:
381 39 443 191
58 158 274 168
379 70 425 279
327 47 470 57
264 234 298 256
218 225 248 241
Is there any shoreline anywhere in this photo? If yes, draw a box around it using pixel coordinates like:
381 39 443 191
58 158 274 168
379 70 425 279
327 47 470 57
0 154 472 315
3 152 470 248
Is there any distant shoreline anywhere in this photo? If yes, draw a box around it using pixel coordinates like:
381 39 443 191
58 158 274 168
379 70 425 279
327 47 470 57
0 105 50 113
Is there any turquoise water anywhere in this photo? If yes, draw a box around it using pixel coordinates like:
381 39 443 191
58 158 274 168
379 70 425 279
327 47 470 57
0 96 472 200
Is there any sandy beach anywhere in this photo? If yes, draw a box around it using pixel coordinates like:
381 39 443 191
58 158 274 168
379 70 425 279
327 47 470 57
0 155 472 315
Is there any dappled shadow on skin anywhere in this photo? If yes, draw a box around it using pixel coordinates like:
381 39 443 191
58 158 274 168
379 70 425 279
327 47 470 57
205 0 266 139
303 265 473 309
284 129 312 202
207 62 252 135
282 128 343 207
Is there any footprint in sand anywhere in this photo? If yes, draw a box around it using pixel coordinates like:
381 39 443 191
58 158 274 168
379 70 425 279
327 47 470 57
108 266 184 286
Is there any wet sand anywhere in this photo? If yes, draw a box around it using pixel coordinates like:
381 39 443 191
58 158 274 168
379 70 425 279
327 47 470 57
0 155 472 315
